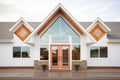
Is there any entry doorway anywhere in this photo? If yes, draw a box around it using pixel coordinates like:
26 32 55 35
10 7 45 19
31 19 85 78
50 45 70 70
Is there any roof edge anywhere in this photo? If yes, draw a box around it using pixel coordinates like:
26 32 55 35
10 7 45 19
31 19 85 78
24 3 96 43
9 17 34 32
87 17 111 32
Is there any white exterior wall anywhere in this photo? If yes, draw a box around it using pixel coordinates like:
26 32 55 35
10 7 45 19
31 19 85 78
0 35 34 67
81 34 88 60
1 33 120 67
87 35 120 67
33 34 40 60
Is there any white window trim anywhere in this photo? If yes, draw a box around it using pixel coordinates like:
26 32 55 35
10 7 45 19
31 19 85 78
40 45 49 61
71 44 81 61
13 46 30 58
90 46 108 58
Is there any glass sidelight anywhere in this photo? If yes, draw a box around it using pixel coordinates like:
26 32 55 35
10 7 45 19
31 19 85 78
52 46 58 66
62 46 69 66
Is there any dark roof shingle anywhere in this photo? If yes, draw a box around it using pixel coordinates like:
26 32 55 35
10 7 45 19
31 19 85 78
0 22 120 40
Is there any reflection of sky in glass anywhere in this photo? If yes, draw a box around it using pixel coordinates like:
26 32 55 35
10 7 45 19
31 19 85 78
72 36 80 43
40 36 49 43
72 45 80 49
40 45 49 50
90 46 98 50
22 47 30 55
52 37 69 43
40 17 80 44
13 47 21 52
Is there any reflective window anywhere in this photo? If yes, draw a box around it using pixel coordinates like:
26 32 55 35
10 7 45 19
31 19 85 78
52 37 69 43
90 46 98 58
100 47 108 57
13 47 21 58
90 46 108 58
62 46 69 66
22 47 30 58
40 17 80 44
52 46 58 66
72 36 80 43
13 46 30 58
40 45 49 60
40 36 49 43
72 45 80 60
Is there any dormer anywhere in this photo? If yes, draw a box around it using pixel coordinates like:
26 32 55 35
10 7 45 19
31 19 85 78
9 17 34 41
87 17 111 41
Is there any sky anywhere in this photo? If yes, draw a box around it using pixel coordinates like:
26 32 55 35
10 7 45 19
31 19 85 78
0 0 120 22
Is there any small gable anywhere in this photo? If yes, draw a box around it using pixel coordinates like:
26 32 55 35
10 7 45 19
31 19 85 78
89 24 107 41
14 24 31 41
9 18 34 41
87 18 111 41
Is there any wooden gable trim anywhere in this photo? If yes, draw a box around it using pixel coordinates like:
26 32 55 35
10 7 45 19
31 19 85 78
89 24 106 33
60 9 83 35
37 8 83 35
89 24 107 41
90 32 106 41
14 24 31 41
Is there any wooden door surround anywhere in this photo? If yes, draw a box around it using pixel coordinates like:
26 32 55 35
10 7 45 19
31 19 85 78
50 45 70 70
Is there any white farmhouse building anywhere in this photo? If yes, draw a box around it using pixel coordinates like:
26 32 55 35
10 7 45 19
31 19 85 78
0 4 120 70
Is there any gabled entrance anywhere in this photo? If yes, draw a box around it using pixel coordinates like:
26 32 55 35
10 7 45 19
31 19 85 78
50 45 70 70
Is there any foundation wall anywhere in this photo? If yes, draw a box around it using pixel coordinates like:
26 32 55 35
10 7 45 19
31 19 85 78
34 60 49 70
34 60 87 70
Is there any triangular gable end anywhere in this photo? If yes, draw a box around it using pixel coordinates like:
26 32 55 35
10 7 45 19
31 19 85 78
9 17 34 41
24 3 96 43
87 17 111 41
37 6 83 36
9 17 34 32
87 17 111 32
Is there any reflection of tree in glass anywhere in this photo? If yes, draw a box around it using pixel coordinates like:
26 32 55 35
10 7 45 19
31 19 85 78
52 49 58 63
40 48 48 60
22 52 29 58
72 46 80 60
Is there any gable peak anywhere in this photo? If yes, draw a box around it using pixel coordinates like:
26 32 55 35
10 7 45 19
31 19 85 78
9 17 34 32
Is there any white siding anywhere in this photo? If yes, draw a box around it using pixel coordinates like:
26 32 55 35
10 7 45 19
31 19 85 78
0 35 34 67
87 35 120 67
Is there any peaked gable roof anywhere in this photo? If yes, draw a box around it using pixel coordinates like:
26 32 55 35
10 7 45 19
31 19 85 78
87 17 111 32
24 3 96 42
0 22 14 40
9 17 34 32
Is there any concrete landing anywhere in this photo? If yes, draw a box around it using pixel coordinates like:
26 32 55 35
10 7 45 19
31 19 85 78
0 68 120 80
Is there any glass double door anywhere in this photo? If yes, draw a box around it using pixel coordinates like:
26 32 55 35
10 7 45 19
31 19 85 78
50 45 70 70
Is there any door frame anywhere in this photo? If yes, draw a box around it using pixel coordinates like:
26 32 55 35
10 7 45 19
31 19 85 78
50 45 70 70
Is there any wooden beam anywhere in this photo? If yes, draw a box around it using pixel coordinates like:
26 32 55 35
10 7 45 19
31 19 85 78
37 8 83 35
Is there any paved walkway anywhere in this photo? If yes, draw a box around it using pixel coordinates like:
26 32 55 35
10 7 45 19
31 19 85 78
0 68 120 80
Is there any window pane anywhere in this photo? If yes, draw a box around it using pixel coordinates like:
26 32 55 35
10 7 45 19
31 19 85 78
52 37 69 43
90 46 99 58
22 47 30 58
72 45 80 60
100 47 107 57
62 46 69 66
52 46 58 66
72 36 80 43
40 45 49 60
40 36 49 43
40 17 80 44
13 47 21 58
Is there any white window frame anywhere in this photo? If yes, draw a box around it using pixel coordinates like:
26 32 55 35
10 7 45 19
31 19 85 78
13 46 30 58
90 46 108 58
40 45 49 61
